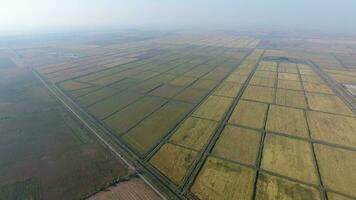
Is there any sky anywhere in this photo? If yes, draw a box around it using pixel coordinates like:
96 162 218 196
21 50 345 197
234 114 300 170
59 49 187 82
1 0 356 35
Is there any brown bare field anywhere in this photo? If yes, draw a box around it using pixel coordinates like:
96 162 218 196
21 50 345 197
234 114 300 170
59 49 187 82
88 178 160 200
212 125 261 165
150 143 198 185
229 100 268 129
307 111 356 147
266 105 309 138
315 144 356 197
169 117 218 151
192 95 233 121
242 86 275 103
261 134 318 184
191 157 255 200
275 89 307 108
255 173 321 200
306 93 354 115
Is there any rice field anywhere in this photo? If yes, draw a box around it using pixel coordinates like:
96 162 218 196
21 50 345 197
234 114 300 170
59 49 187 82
52 38 356 200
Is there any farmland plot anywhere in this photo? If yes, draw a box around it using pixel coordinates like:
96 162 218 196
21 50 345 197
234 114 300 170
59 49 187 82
191 157 255 200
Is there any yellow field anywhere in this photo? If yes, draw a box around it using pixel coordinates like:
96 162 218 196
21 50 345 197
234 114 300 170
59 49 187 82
261 134 318 184
257 64 277 72
306 93 354 115
277 79 303 90
275 89 307 108
278 63 298 73
213 81 242 97
301 74 323 83
225 74 248 83
278 73 299 81
192 95 232 121
169 117 218 151
307 111 356 147
328 73 356 84
327 192 354 200
249 76 275 87
255 173 321 200
254 71 277 78
242 86 275 103
315 144 356 197
191 157 255 200
266 105 309 138
150 143 198 185
303 82 334 94
229 100 268 129
212 125 261 165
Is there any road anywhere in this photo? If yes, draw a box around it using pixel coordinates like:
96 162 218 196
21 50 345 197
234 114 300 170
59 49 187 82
32 69 167 200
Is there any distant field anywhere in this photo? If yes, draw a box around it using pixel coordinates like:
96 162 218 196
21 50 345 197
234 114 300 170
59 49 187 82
0 57 16 68
0 68 131 200
31 33 356 200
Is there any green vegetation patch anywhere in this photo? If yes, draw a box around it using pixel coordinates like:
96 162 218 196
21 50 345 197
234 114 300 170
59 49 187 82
0 178 41 200
87 92 143 119
122 100 194 155
149 84 185 98
104 96 167 135
173 87 209 104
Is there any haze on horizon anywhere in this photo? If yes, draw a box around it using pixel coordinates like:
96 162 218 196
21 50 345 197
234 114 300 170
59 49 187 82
1 0 356 36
